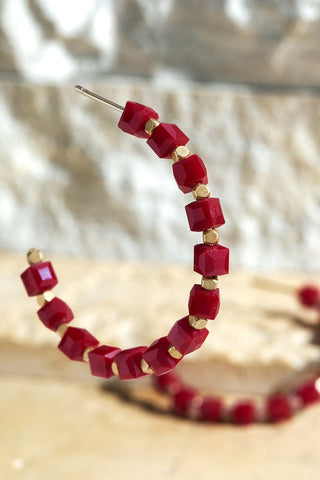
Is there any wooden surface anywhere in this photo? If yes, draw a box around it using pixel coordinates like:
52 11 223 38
1 253 320 479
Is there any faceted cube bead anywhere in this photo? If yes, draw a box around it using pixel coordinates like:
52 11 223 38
172 155 208 193
194 244 229 277
267 395 292 422
232 401 256 425
88 345 121 378
173 387 197 415
58 327 99 362
143 336 182 376
167 316 209 355
21 261 58 296
185 198 225 232
115 346 148 380
37 297 74 331
154 372 181 394
147 123 189 158
295 378 320 405
188 285 220 320
201 397 223 422
118 101 159 138
297 285 319 308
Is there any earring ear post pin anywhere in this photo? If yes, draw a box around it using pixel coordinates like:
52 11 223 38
74 85 124 112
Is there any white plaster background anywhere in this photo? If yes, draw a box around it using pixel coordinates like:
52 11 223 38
0 0 319 270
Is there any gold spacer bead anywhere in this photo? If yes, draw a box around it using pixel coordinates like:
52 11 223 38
201 276 219 291
188 315 208 330
111 361 119 376
141 358 153 374
168 345 183 360
56 323 68 338
27 248 44 265
37 290 55 307
83 346 97 363
203 229 219 245
145 118 160 136
192 184 210 200
172 145 190 163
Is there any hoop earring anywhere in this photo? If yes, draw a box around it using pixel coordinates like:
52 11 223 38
21 86 228 381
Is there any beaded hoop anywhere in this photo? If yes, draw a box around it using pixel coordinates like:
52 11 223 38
20 86 229 382
153 285 320 424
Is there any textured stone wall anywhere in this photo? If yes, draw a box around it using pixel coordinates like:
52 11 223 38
0 1 320 270
1 0 320 86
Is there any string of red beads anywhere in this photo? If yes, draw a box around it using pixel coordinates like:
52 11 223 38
153 285 320 423
20 98 229 382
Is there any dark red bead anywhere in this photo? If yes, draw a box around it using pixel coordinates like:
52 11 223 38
173 387 197 415
232 401 256 425
21 262 58 296
295 378 320 405
297 285 319 308
267 395 292 422
118 101 159 138
201 397 223 422
88 345 121 378
37 297 74 331
154 372 181 394
172 155 208 193
167 316 208 355
185 198 225 232
58 327 99 362
147 123 189 158
143 337 182 376
194 243 229 277
188 285 220 320
115 346 148 380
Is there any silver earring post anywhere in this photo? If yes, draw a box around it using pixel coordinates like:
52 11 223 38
74 85 124 112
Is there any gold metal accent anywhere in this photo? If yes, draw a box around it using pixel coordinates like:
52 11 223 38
74 85 124 112
27 248 44 265
145 118 160 136
201 276 218 291
172 145 190 162
168 345 183 359
111 361 119 376
83 346 96 363
203 229 219 245
141 358 153 374
56 323 68 337
188 315 208 330
37 290 55 307
192 184 210 200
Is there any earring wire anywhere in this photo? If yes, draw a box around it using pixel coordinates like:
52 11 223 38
74 85 124 112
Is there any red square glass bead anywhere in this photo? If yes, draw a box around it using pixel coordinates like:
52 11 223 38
142 336 182 376
118 101 159 138
232 401 256 425
88 345 121 378
297 285 319 308
188 285 220 320
58 327 99 362
295 378 320 405
267 395 292 422
167 316 209 355
21 261 58 296
185 198 225 232
194 244 229 277
37 297 74 331
172 155 208 193
154 372 181 394
147 123 189 158
115 346 148 380
173 387 197 415
201 397 223 422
